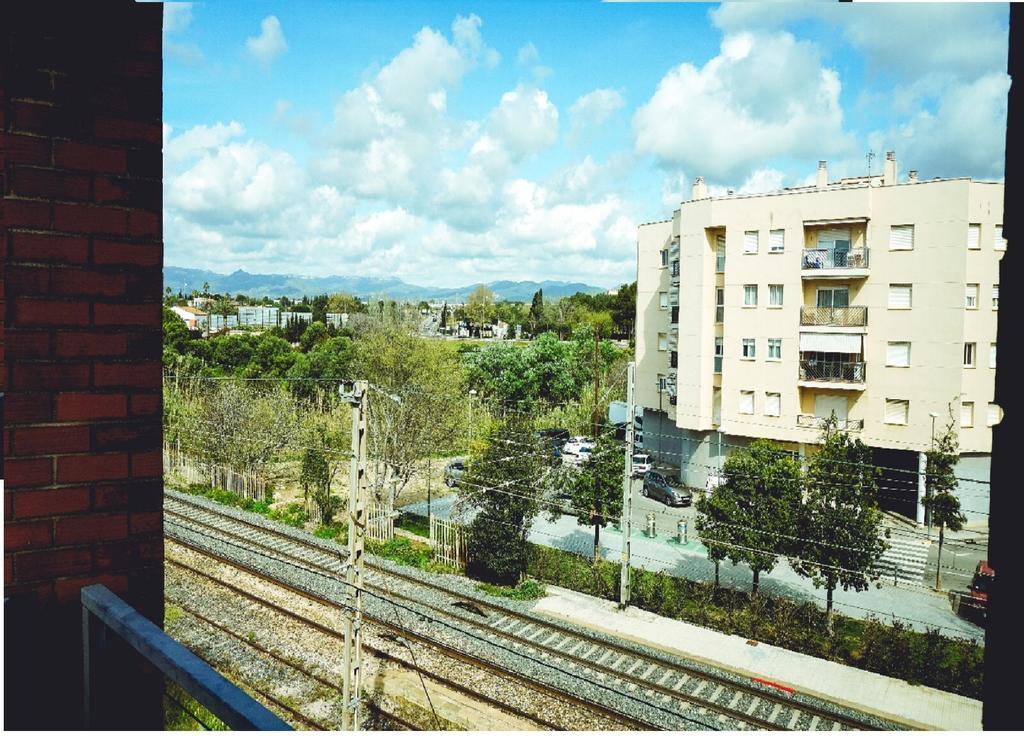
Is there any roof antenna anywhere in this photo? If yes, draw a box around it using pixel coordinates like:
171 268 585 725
866 150 876 176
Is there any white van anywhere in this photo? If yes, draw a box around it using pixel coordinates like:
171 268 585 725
631 453 652 477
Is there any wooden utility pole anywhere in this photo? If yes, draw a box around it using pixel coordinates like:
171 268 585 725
341 380 368 731
619 362 635 608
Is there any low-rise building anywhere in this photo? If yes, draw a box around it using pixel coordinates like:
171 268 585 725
170 305 207 330
237 305 280 328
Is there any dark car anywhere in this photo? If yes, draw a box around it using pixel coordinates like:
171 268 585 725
642 470 692 507
444 458 467 487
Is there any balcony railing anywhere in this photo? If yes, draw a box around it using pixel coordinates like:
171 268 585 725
799 359 866 383
797 414 864 431
801 246 869 270
715 305 724 323
800 305 868 327
670 351 678 368
670 260 680 286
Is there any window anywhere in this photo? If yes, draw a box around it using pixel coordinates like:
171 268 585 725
992 284 999 310
744 230 759 254
714 337 723 373
885 399 909 425
964 342 976 368
961 401 974 428
765 392 781 417
660 249 669 267
715 287 724 323
990 343 997 369
657 373 667 391
741 338 756 359
886 342 911 367
889 224 914 250
659 291 668 310
658 332 668 351
770 229 785 253
967 224 981 250
816 287 848 308
965 284 978 309
888 283 912 309
715 233 726 272
988 403 1002 427
767 338 782 360
769 284 784 307
743 284 758 306
994 225 1006 251
739 390 755 415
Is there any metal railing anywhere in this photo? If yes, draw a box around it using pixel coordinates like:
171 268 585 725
670 351 678 368
798 359 866 383
715 305 724 323
801 246 869 270
800 305 868 327
797 414 864 431
82 585 290 730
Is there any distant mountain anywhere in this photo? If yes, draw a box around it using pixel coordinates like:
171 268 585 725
163 267 607 302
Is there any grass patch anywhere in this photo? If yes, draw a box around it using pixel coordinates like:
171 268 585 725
367 536 458 575
165 605 183 626
526 542 984 699
164 680 229 731
476 579 546 600
396 511 430 538
314 523 347 542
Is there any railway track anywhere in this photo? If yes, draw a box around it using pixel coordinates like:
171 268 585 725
164 489 902 731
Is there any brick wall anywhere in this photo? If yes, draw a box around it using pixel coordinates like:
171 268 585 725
2 2 163 728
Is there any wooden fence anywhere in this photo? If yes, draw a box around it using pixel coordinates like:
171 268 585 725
430 514 466 570
367 498 394 542
163 446 268 502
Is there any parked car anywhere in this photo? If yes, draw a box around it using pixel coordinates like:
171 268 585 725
631 453 652 477
444 458 467 487
957 560 993 624
562 437 594 466
642 470 692 506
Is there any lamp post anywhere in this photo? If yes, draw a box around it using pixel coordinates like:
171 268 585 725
468 389 477 449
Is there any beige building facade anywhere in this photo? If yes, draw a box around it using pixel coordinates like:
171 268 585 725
636 155 1003 523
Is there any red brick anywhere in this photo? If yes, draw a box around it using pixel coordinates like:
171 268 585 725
131 450 162 478
5 521 53 551
55 392 127 420
12 362 90 390
55 331 128 358
10 231 89 264
12 425 90 455
5 265 51 295
5 392 53 423
94 302 159 327
93 239 160 267
55 512 129 545
53 203 127 236
56 453 129 483
129 512 162 536
10 166 90 201
52 140 127 174
51 269 127 297
95 538 163 572
6 331 51 358
1 133 52 166
5 457 54 488
94 116 161 145
130 392 160 416
14 298 90 326
3 199 52 228
127 209 161 239
10 100 71 137
13 487 92 518
93 485 129 511
55 573 129 604
94 361 161 388
17 546 93 581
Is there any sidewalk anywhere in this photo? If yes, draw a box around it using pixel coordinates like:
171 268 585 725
533 585 983 731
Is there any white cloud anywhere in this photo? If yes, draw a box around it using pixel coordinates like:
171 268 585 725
487 85 559 160
165 121 245 164
246 15 288 66
163 2 193 34
568 88 624 143
633 31 853 181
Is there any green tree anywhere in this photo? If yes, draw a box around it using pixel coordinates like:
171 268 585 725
793 420 889 631
562 430 624 563
282 315 306 343
244 333 296 378
528 289 544 335
461 415 547 585
697 440 802 594
694 485 731 587
439 302 449 330
163 305 190 357
299 409 348 524
299 321 329 352
922 410 966 590
610 281 637 339
466 285 496 330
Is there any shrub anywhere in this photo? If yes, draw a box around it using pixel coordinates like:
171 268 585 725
268 502 307 528
476 579 547 600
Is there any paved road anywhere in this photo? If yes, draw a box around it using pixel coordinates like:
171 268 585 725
401 481 985 643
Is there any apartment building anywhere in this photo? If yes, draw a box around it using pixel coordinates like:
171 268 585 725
237 305 281 328
636 154 1003 523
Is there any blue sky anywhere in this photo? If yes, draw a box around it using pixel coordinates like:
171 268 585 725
162 1 1009 289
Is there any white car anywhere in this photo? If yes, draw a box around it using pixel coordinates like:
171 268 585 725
561 437 594 466
631 453 652 477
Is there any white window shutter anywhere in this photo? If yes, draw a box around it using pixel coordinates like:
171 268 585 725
885 399 909 424
744 230 759 253
961 402 974 428
817 228 851 246
995 225 1006 250
967 224 980 249
887 342 910 367
739 391 754 414
770 229 784 252
765 393 781 417
890 225 914 250
888 284 912 308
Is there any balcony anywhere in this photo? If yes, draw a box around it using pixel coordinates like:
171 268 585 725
668 289 679 307
670 260 680 286
670 306 679 324
797 414 864 431
801 246 869 278
798 358 866 388
715 305 724 323
670 351 678 368
713 355 723 374
800 305 868 328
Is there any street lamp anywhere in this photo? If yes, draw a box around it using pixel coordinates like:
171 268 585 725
468 389 478 449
